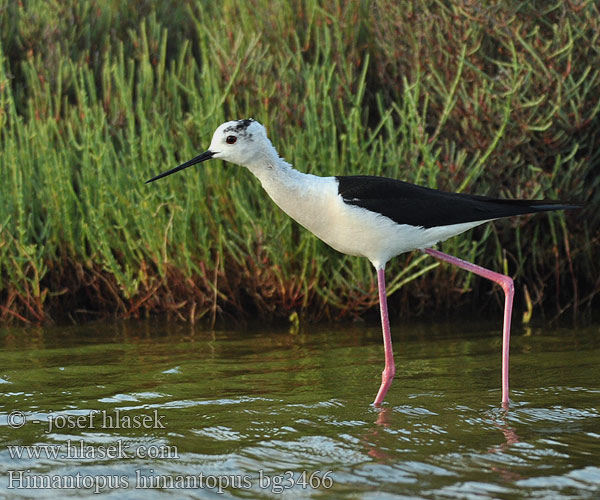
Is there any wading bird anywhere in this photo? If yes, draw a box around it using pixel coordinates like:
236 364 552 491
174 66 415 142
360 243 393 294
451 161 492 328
147 119 579 407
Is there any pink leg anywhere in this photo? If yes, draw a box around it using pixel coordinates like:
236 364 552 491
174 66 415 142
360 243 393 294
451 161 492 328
374 266 396 406
423 248 514 407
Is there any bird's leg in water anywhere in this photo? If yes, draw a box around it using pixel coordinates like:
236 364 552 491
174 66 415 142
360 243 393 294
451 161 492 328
423 248 514 407
373 266 396 406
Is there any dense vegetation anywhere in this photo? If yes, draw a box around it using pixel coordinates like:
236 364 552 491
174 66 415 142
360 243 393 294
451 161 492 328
1 0 598 325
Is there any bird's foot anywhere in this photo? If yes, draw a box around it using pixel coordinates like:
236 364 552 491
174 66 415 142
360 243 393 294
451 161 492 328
373 365 396 406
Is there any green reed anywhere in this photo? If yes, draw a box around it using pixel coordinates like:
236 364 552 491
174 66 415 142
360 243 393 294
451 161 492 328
0 0 598 324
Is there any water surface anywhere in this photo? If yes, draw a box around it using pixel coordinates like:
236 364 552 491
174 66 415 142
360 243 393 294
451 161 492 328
0 319 599 498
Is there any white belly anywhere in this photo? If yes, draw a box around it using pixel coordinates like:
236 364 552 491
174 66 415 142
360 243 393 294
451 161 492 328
258 172 486 268
306 194 485 268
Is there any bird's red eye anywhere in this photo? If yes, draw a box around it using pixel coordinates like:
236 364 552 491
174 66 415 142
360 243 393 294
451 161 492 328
226 135 237 144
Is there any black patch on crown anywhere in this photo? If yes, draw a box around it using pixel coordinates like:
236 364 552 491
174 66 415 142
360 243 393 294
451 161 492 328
223 118 255 139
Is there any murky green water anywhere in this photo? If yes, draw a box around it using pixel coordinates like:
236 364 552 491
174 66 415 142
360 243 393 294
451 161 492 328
0 319 598 498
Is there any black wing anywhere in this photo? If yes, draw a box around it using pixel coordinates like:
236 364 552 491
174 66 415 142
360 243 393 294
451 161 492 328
336 175 580 228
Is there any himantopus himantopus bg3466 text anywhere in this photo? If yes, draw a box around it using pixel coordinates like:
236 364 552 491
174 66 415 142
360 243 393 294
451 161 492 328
147 119 580 407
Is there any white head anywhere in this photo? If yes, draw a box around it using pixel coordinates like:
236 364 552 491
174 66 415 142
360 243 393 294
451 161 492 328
146 119 277 183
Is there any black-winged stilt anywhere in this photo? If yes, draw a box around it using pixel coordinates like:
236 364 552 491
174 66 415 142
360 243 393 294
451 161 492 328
146 119 580 407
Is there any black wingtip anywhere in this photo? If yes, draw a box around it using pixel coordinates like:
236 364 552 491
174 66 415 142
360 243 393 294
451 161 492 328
525 200 584 212
538 204 583 211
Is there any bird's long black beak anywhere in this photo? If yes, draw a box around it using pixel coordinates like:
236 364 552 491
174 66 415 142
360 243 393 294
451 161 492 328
145 150 215 183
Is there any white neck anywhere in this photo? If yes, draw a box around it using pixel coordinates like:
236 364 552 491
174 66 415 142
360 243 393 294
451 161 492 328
239 146 336 243
243 146 307 200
